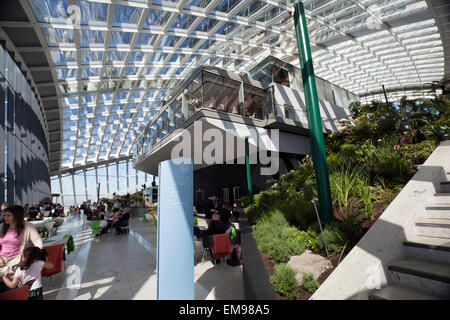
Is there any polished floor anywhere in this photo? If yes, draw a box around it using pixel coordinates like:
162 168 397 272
42 213 244 300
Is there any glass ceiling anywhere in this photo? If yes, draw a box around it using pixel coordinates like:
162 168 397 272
23 0 444 172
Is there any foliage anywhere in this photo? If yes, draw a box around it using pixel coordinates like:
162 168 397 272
270 264 300 299
253 210 305 264
240 195 251 209
278 197 316 230
53 217 64 229
245 190 281 224
309 222 348 255
329 166 367 208
302 273 320 293
397 140 436 164
370 145 414 186
421 117 450 142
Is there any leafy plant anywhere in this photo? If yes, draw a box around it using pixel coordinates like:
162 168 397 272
397 140 436 164
278 197 316 230
253 210 305 264
329 166 367 208
302 273 320 293
270 264 300 299
240 195 251 209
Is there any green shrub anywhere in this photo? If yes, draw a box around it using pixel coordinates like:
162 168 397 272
302 273 320 293
310 223 347 254
246 189 281 224
253 210 305 264
240 195 251 208
397 140 436 164
371 146 413 186
270 264 300 299
327 153 347 171
339 144 359 158
279 198 316 230
422 117 450 142
329 166 367 208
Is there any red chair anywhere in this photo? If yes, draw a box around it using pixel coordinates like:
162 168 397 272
212 233 231 265
0 285 29 300
42 243 64 278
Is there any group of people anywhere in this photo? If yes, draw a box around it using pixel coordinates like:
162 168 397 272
394 126 426 150
0 201 63 224
0 204 51 299
75 200 131 235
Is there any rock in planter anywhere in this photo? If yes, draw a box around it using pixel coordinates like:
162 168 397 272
287 250 332 286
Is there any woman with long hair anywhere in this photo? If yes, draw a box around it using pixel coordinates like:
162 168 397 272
0 205 43 278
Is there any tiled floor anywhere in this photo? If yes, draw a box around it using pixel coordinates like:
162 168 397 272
42 213 244 300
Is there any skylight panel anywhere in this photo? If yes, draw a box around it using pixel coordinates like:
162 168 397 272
80 30 106 47
113 5 141 27
41 28 74 46
28 0 68 24
143 10 170 28
75 0 108 26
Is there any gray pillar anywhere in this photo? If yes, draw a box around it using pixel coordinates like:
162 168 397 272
106 164 110 197
84 168 88 201
116 160 119 194
59 174 64 207
72 173 77 206
126 159 129 193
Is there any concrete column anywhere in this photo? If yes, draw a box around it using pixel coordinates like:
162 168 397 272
156 158 193 300
84 168 88 201
59 174 64 207
106 164 110 197
72 173 77 206
126 159 129 193
116 160 119 193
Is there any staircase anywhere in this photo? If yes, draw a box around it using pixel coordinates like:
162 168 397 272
311 141 450 300
370 179 450 300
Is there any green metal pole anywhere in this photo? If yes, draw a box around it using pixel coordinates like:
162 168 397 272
245 137 253 204
293 1 333 223
97 183 100 203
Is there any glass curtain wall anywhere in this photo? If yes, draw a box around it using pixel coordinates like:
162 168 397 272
50 158 151 207
0 44 51 206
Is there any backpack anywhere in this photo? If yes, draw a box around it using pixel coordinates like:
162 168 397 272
226 244 241 267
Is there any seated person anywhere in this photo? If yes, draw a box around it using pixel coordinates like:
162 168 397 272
232 202 241 222
217 203 231 226
90 209 102 221
27 204 40 221
114 208 131 234
207 213 228 236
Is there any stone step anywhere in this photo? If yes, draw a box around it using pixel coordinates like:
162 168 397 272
440 181 450 193
388 258 450 297
432 193 450 205
403 235 450 264
369 284 448 300
415 218 450 238
425 206 450 220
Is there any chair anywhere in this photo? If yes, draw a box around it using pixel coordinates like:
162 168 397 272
212 233 231 268
118 220 130 234
0 285 29 300
42 243 64 278
90 220 102 237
